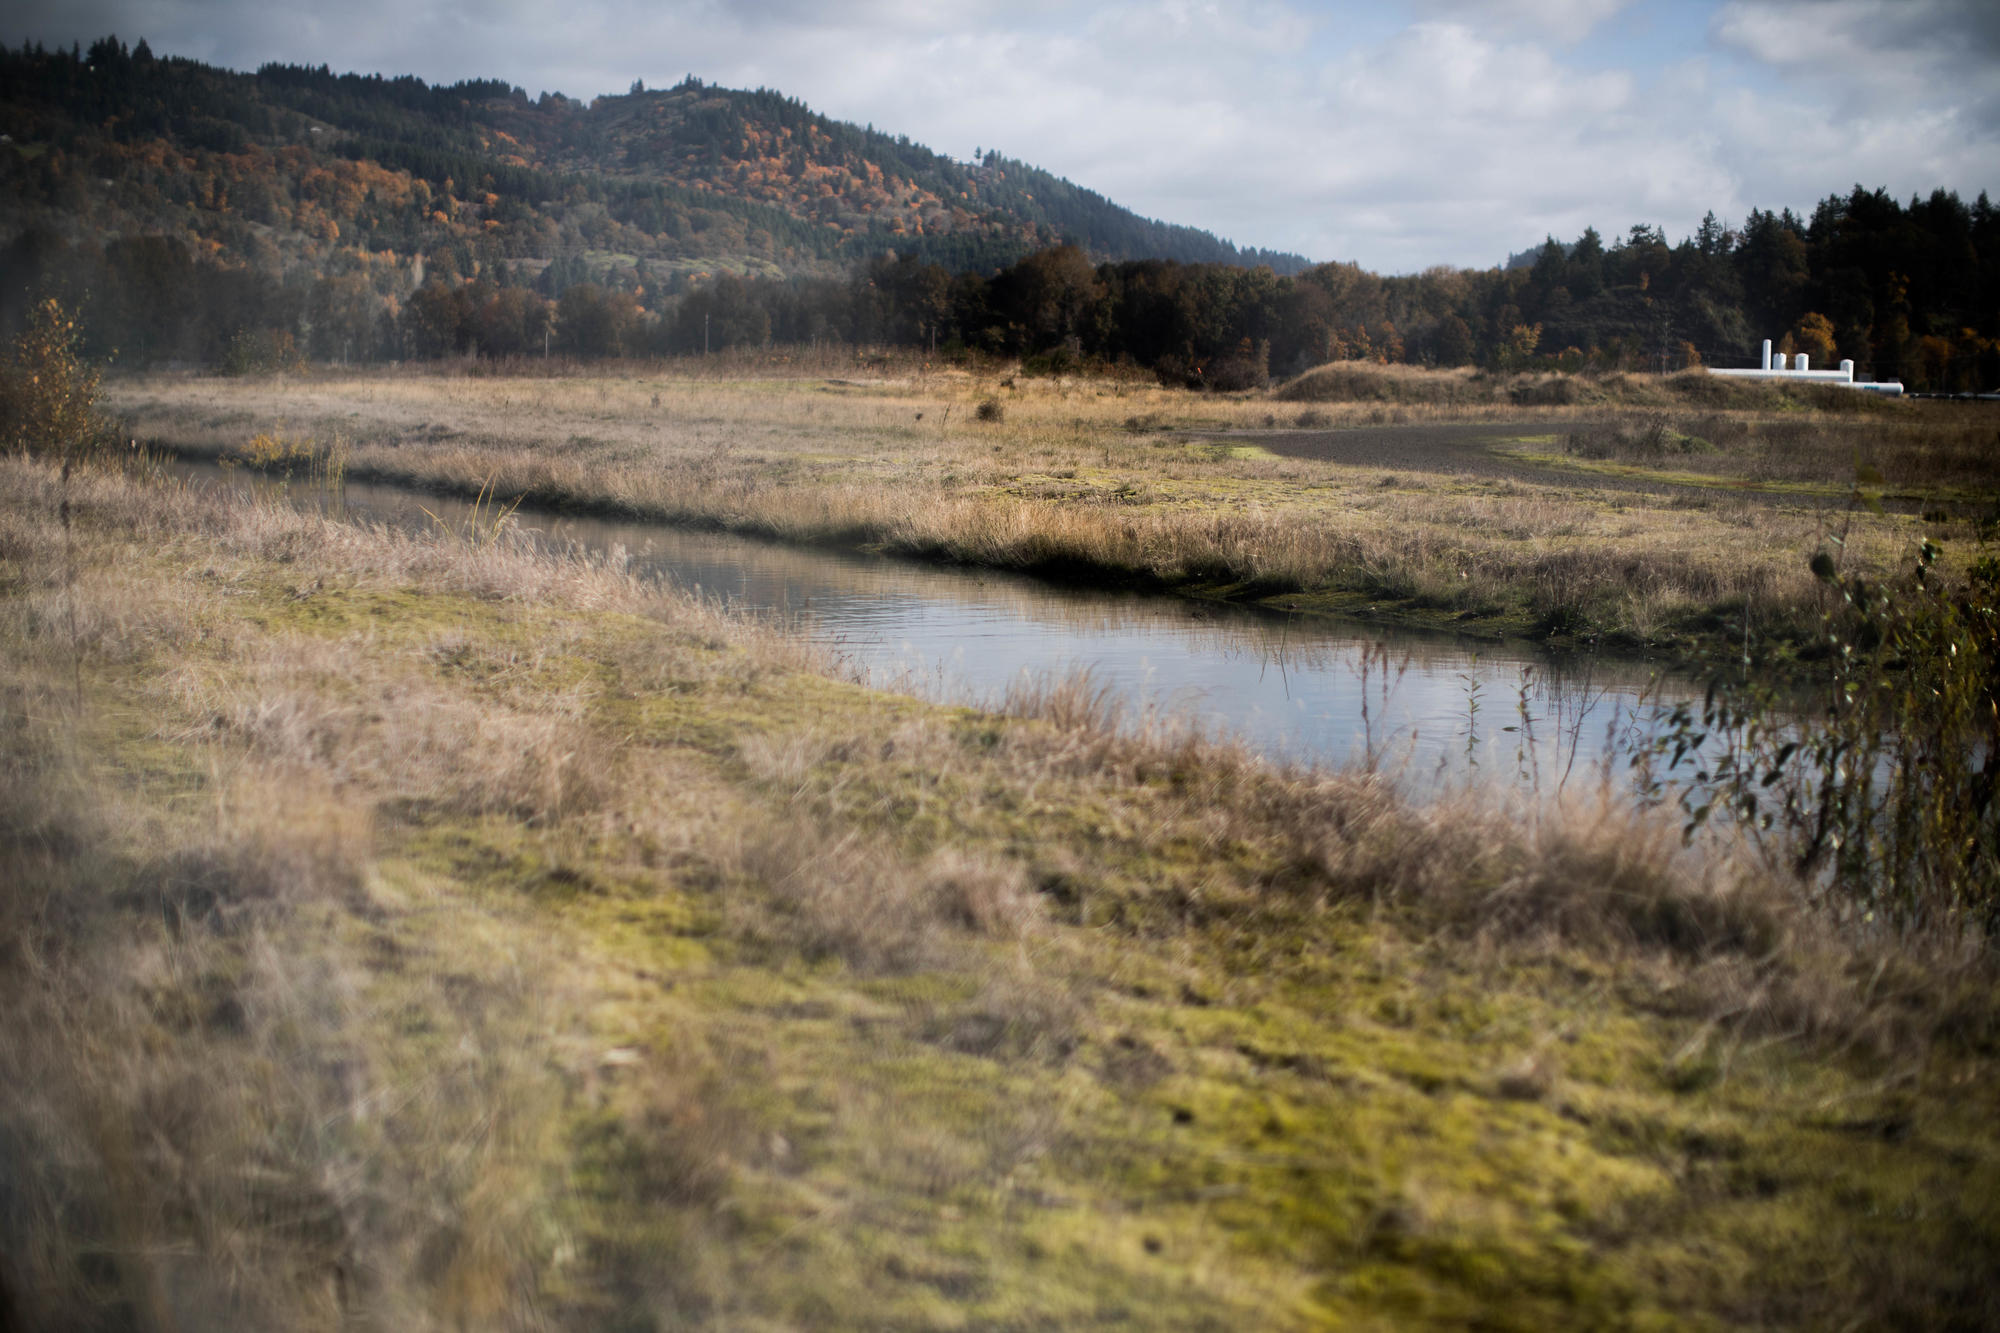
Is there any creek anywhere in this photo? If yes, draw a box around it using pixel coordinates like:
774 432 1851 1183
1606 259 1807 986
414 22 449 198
182 463 1710 793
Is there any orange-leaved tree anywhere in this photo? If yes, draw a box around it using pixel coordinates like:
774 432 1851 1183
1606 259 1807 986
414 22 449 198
1786 311 1839 366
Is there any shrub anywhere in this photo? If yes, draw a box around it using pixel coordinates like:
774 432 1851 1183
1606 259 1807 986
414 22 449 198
1153 352 1198 389
1509 375 1587 407
1153 342 1270 393
1563 413 1715 461
0 298 112 463
220 327 306 376
1204 341 1270 393
1649 530 2000 935
1019 346 1083 378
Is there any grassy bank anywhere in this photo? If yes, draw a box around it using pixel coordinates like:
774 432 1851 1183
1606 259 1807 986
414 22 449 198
4 453 1997 1328
106 365 1991 669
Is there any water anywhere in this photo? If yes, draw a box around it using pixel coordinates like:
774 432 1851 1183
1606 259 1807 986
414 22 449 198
181 464 1703 788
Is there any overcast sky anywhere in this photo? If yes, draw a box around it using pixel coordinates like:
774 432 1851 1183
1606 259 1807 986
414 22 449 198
7 0 1998 271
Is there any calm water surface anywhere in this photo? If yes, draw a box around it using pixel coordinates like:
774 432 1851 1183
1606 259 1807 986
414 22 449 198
184 464 1706 789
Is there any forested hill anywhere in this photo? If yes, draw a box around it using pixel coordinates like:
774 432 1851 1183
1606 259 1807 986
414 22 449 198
570 82 1305 274
0 37 1305 287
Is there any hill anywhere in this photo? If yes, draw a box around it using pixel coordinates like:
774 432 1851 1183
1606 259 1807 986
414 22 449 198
0 38 1306 303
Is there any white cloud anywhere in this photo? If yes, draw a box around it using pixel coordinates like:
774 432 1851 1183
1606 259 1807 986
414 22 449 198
1712 1 2000 115
1414 0 1633 43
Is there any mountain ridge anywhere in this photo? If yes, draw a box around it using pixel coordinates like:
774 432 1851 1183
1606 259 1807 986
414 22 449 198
0 38 1312 286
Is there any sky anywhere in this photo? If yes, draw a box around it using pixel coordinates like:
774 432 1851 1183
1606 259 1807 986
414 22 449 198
6 0 1998 272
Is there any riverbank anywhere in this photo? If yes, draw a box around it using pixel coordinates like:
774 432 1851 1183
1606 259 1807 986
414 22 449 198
105 367 1985 674
5 453 1996 1328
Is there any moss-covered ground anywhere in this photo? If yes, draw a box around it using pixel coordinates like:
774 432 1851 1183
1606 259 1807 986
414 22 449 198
3 456 1996 1329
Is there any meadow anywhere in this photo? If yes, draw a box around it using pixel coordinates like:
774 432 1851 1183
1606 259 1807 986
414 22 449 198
4 351 1998 1327
107 359 1991 668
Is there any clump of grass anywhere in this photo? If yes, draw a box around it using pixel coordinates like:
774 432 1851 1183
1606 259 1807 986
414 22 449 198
227 427 351 489
1564 413 1715 461
418 471 523 548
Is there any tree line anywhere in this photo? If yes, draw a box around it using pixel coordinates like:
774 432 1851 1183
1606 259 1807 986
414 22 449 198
4 182 1996 390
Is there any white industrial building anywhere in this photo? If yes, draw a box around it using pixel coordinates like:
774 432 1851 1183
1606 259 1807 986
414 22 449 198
1708 339 1903 394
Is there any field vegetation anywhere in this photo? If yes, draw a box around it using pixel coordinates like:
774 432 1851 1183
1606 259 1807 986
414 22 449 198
8 385 2000 1327
110 360 1993 668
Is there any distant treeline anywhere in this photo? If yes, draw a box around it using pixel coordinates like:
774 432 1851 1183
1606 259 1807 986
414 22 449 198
0 38 1995 388
6 186 1996 390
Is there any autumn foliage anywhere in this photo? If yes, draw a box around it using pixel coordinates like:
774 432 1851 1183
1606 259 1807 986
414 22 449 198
1 298 110 462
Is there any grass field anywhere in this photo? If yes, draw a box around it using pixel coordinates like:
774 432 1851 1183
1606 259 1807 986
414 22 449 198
4 448 1998 1329
105 361 1996 668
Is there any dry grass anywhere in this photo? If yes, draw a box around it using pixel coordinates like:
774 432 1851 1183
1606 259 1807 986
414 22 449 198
1275 361 1908 417
106 364 1981 661
1561 406 2000 494
0 697 573 1329
0 459 781 1328
4 452 1997 1329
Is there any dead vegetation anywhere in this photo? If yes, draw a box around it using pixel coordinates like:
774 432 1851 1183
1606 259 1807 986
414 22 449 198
2 452 1997 1329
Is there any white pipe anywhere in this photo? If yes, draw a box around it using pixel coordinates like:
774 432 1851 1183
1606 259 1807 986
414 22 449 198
1710 339 1894 391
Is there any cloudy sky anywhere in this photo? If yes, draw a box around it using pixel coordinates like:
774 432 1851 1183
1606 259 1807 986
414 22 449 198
7 0 1998 271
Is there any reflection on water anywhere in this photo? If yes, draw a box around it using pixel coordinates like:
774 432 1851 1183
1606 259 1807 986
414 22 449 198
184 465 1703 787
